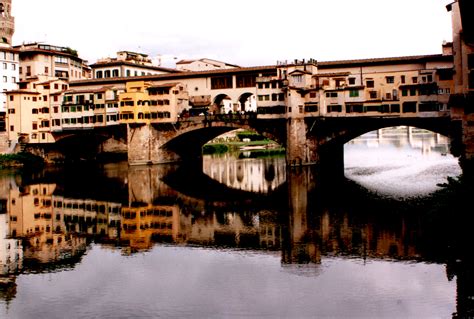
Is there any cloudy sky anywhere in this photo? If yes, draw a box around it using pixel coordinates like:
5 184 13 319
11 0 453 67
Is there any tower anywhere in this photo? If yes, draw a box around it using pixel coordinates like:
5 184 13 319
0 0 14 46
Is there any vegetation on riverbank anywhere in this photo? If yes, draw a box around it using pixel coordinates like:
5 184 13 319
0 153 45 169
203 129 284 156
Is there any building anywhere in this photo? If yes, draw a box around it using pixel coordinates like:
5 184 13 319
0 0 17 132
91 51 181 79
176 58 239 72
447 0 474 162
6 75 68 145
119 80 189 124
255 55 453 120
61 86 122 130
15 43 88 82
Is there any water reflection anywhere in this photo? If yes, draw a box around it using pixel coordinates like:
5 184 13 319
345 126 462 197
0 137 472 317
202 153 286 193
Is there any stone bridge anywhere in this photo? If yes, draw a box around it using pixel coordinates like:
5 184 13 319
126 113 286 165
29 112 463 172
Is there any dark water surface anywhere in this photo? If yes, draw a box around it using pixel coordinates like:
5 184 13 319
1 127 473 318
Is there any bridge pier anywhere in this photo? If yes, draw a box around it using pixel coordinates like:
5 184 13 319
286 118 318 166
127 124 180 165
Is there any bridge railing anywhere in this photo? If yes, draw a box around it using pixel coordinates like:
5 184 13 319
177 112 257 125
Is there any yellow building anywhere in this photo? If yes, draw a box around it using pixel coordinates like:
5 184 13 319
120 204 181 252
119 80 189 124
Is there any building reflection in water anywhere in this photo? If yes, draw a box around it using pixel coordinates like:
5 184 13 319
0 159 472 316
202 154 286 193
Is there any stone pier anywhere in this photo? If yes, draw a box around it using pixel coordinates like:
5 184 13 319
127 124 180 165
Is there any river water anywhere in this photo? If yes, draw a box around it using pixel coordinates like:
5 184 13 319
0 127 472 318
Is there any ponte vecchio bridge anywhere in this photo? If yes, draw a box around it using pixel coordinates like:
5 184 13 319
13 54 473 171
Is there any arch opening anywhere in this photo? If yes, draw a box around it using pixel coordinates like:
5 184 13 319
343 125 462 198
212 94 233 114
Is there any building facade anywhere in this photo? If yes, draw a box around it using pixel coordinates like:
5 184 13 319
91 51 180 79
6 75 68 144
176 58 239 72
15 43 88 82
0 0 17 131
447 0 474 162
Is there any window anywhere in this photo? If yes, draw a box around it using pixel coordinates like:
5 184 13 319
366 80 374 88
327 105 342 113
401 75 405 84
2 76 6 82
402 102 417 113
96 71 103 78
326 92 338 98
211 76 233 89
349 90 359 97
348 77 356 85
45 66 49 74
8 108 14 114
412 77 418 83
112 69 119 77
32 122 37 130
468 53 474 69
369 91 377 99
104 70 111 78
293 75 303 83
11 64 15 71
9 95 13 101
386 76 394 84
2 63 6 69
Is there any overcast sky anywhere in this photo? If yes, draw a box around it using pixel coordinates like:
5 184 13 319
11 0 453 67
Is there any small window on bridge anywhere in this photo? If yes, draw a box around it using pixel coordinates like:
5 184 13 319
327 105 342 113
402 102 417 113
390 104 400 113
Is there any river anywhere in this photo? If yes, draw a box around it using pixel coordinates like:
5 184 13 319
0 126 472 318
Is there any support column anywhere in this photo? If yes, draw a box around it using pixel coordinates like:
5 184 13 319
461 112 474 175
286 118 318 166
127 124 181 165
282 167 320 264
127 124 153 165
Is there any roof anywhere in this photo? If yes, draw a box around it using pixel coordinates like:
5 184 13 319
70 65 278 87
89 60 181 73
148 83 180 89
6 90 41 95
318 54 452 68
70 54 452 87
314 72 351 77
64 86 115 94
176 58 240 68
289 69 312 75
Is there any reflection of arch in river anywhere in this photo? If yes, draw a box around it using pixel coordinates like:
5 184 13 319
202 155 286 193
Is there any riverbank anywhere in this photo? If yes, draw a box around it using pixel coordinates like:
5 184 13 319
0 153 45 169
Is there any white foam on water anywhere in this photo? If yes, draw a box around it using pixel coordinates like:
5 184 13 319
344 130 462 198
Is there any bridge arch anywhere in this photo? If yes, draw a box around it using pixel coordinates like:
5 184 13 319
238 92 256 113
213 94 233 114
127 116 285 165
